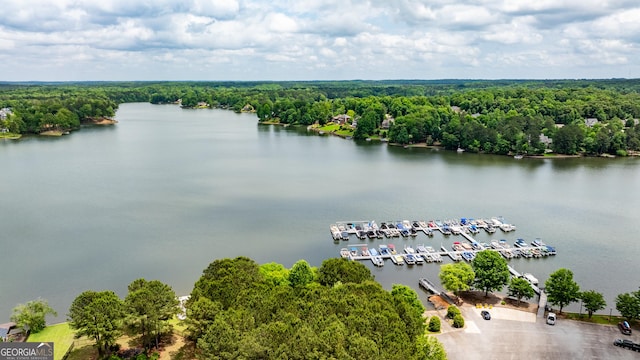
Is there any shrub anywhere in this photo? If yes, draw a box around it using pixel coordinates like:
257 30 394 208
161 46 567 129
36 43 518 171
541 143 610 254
428 316 441 332
616 149 628 157
501 300 506 305
446 305 461 319
452 314 465 328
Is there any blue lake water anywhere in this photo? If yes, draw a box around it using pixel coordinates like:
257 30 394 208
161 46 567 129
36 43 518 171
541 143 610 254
1 102 639 320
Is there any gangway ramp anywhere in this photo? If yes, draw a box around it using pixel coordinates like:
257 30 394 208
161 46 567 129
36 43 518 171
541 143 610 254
419 278 455 305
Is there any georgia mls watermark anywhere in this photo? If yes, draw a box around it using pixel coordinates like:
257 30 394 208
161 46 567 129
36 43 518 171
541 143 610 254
0 342 53 360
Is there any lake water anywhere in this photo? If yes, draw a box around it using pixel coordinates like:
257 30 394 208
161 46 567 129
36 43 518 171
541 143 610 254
1 102 639 320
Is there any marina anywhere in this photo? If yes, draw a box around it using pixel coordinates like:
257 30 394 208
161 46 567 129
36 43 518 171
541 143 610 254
333 217 556 267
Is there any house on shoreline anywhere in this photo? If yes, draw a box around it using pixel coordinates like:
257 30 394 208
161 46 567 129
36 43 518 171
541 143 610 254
0 322 26 342
332 114 351 125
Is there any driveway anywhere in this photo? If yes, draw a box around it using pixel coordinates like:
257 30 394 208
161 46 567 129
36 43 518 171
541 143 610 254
434 305 639 360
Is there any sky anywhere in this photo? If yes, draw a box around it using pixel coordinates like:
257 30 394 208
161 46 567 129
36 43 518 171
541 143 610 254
1 0 639 81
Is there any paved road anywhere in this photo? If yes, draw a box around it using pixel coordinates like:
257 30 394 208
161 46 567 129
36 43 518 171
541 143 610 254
435 306 639 360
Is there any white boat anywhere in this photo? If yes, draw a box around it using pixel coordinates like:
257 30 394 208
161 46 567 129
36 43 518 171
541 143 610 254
532 238 546 247
330 224 341 240
425 246 443 262
371 256 384 267
404 246 415 254
404 254 416 265
522 273 539 285
340 248 350 258
500 223 516 232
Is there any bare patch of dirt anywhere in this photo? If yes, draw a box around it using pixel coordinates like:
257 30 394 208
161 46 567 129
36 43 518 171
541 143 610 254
82 117 118 125
429 295 450 310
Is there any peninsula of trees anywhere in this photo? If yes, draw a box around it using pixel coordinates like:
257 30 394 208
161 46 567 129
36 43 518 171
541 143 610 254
62 256 444 359
2 79 640 156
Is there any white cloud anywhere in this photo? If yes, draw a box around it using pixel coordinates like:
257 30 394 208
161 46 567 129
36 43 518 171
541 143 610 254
438 5 499 27
483 17 543 44
191 0 240 18
0 0 639 80
266 13 299 33
590 8 640 39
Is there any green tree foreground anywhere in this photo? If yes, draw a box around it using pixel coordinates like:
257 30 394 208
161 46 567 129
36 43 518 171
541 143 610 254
65 257 446 359
10 298 57 333
615 289 640 321
185 256 445 360
545 268 580 314
508 277 535 306
68 290 125 357
472 250 510 297
580 290 606 319
439 262 475 296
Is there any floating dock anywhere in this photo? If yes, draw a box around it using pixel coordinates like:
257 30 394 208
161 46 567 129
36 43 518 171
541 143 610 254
333 217 556 268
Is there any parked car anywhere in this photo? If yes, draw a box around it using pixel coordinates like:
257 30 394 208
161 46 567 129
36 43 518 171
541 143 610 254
480 310 491 320
613 338 640 351
618 321 632 335
546 312 556 325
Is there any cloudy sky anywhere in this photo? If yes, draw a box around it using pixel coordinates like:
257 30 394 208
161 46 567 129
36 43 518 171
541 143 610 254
1 0 639 81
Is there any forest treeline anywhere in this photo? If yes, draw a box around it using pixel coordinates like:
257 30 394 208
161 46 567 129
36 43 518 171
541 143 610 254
2 80 640 155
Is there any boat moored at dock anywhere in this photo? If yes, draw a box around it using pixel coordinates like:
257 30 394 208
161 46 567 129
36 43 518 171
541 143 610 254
522 273 539 285
332 217 555 269
390 254 405 265
371 255 384 267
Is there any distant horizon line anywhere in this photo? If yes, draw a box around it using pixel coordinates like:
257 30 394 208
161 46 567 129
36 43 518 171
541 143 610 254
1 77 639 84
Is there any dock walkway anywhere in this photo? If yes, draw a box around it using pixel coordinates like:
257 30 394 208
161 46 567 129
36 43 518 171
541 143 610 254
419 278 455 305
508 265 541 295
334 217 556 271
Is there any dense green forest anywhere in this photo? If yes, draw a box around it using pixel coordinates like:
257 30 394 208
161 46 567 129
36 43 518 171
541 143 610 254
65 257 445 359
2 80 640 156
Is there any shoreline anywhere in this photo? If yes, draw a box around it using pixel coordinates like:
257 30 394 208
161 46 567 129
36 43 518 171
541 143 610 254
82 117 118 125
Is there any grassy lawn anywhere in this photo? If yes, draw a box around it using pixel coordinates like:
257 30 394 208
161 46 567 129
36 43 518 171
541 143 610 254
27 323 76 360
0 132 21 139
563 312 628 326
317 123 340 132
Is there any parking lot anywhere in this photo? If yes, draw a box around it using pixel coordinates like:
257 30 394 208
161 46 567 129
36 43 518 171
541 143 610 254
435 305 639 360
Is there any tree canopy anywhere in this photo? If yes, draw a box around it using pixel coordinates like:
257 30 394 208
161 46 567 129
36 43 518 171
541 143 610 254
10 299 57 333
544 268 581 314
508 277 535 306
580 290 606 319
4 80 640 156
68 290 125 357
439 262 475 295
472 250 510 296
125 278 179 350
317 257 374 287
184 256 441 360
615 289 640 321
